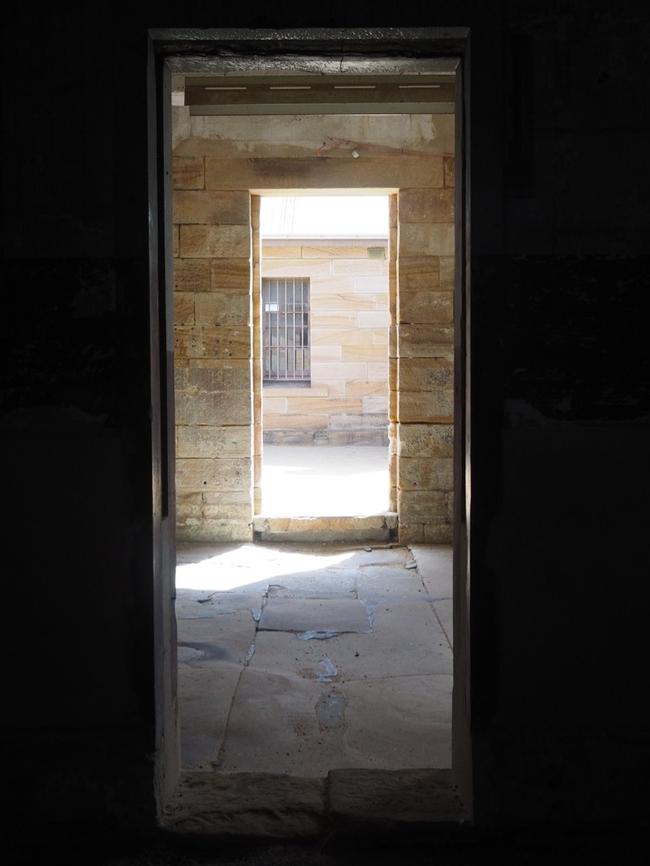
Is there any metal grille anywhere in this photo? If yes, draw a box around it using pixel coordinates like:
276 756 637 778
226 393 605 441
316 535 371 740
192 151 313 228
262 278 311 383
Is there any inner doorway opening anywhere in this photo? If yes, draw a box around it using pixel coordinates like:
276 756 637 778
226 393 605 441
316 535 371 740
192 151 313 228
259 193 391 523
159 36 468 831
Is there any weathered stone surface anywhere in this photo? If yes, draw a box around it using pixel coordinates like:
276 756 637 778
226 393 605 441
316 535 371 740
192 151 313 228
398 290 453 324
176 424 250 458
399 223 455 257
177 113 453 159
439 255 455 289
409 545 453 600
423 523 453 545
397 423 453 458
174 327 251 361
399 188 455 223
397 390 453 423
175 390 251 426
205 156 443 190
398 523 425 544
173 155 204 189
175 362 250 393
176 457 251 492
210 258 251 291
194 291 250 328
253 513 397 543
202 490 252 521
397 324 454 359
398 490 447 523
167 771 326 837
176 492 202 518
398 256 441 291
398 457 454 491
328 768 458 821
173 258 210 292
399 357 453 392
176 517 252 543
180 224 250 258
173 190 249 225
174 292 194 326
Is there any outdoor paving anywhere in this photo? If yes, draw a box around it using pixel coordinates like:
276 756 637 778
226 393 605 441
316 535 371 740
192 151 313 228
175 542 452 775
261 445 389 516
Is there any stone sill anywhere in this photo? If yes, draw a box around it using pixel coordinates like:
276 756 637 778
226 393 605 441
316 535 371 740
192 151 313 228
263 385 328 398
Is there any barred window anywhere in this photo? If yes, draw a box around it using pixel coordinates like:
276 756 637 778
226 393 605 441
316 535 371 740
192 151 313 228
262 277 311 384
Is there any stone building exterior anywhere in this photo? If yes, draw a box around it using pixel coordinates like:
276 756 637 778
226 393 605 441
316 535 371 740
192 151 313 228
261 236 389 445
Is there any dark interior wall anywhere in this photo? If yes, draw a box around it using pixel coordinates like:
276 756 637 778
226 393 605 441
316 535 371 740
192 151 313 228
1 1 648 840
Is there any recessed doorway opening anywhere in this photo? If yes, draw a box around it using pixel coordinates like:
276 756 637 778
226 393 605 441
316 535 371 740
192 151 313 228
151 28 471 833
259 193 391 523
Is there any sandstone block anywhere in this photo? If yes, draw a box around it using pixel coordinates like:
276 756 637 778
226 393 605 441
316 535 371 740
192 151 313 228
362 395 388 413
176 518 252 543
398 523 425 544
210 259 251 291
204 155 442 191
310 345 342 362
312 293 385 312
302 245 368 259
175 390 251 426
195 292 250 328
397 424 454 458
175 362 250 394
398 291 453 325
263 413 328 431
357 310 390 328
173 225 180 257
367 363 389 380
423 522 453 544
342 344 387 362
176 425 251 458
345 380 386 398
439 256 455 290
398 257 441 292
180 224 250 258
262 244 303 258
174 293 194 326
176 457 251 493
397 390 453 424
331 259 386 276
176 492 202 518
399 357 453 392
174 327 251 361
398 457 454 491
312 329 373 347
397 324 454 359
173 259 210 293
173 190 249 225
398 489 447 523
173 156 204 190
399 223 454 257
285 397 362 415
399 188 455 223
262 396 287 413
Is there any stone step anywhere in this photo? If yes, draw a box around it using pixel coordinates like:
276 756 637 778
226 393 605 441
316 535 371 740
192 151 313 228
252 512 398 543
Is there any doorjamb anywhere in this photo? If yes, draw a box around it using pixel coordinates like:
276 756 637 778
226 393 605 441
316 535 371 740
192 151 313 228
147 26 472 821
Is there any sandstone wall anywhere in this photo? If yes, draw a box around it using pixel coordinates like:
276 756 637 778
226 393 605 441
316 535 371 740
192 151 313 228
261 237 389 445
172 109 454 542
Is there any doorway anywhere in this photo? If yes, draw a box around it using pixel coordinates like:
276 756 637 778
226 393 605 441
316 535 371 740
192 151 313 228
259 193 391 526
149 27 470 830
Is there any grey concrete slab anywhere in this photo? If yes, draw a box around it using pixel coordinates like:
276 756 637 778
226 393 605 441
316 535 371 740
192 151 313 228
340 674 452 769
259 597 371 634
433 598 453 649
410 544 453 599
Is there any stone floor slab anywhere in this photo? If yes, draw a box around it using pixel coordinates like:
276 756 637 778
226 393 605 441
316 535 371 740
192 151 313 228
340 674 452 769
355 566 428 602
259 597 371 634
433 598 453 649
177 610 257 665
410 544 453 599
217 668 346 776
